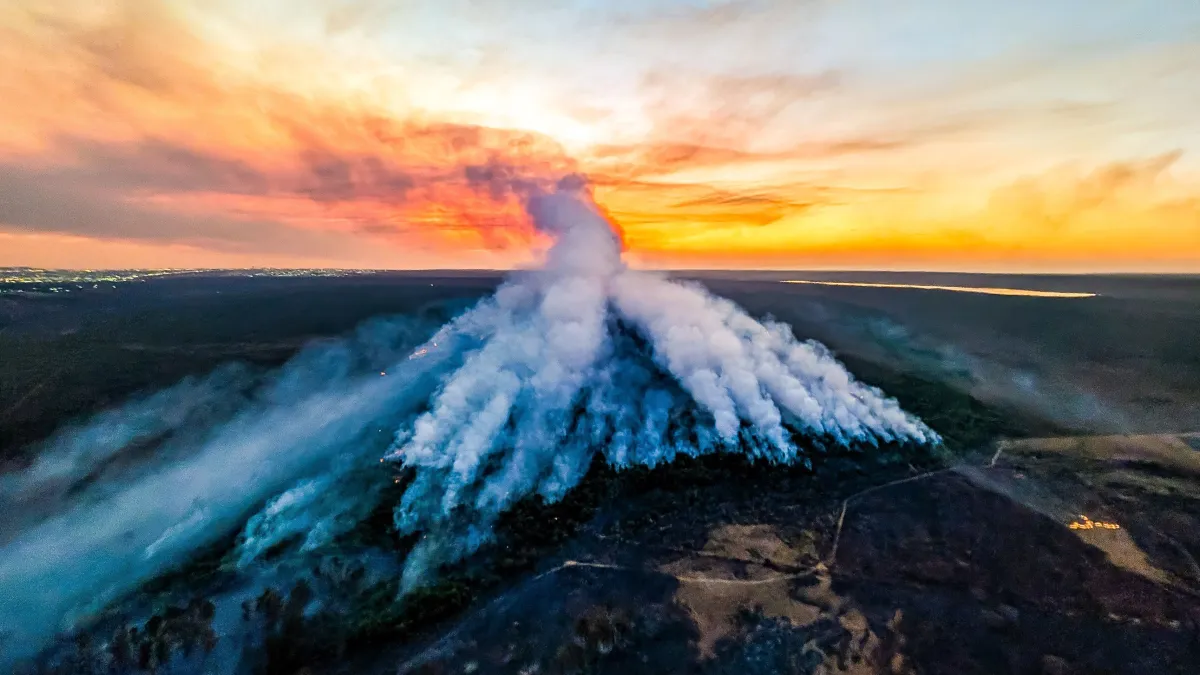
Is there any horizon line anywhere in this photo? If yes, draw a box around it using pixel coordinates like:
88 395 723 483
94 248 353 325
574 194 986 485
4 265 1200 277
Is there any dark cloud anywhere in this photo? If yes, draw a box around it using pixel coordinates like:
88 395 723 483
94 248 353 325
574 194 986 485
256 104 577 206
298 151 415 203
0 163 377 259
461 159 578 203
463 160 529 201
63 139 273 195
20 135 425 205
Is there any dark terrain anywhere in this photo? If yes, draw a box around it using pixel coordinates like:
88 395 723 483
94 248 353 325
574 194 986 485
382 432 1200 675
2 271 1199 674
0 272 500 465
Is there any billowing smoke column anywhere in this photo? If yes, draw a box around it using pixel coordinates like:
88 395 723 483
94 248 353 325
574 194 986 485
0 173 935 664
380 175 937 588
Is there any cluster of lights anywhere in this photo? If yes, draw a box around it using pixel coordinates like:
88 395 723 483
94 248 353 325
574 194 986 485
0 267 386 286
1068 515 1120 530
0 267 183 284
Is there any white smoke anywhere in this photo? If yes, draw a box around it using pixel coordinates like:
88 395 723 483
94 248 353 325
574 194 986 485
380 177 937 588
0 175 936 665
0 365 256 534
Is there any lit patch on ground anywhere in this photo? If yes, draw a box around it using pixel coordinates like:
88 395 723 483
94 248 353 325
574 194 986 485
781 280 1097 298
1068 515 1120 530
407 341 438 360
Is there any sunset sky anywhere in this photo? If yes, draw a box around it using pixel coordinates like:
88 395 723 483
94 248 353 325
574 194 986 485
1 0 1198 272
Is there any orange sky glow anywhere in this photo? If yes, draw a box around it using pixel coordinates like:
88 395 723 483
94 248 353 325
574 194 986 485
1 0 1198 272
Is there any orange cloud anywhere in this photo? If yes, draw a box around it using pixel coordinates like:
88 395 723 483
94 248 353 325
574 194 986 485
0 1 1197 272
0 0 580 263
612 151 1200 272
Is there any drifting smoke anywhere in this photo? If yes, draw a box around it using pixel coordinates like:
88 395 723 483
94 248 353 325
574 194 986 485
0 175 935 663
804 307 1131 433
0 316 455 663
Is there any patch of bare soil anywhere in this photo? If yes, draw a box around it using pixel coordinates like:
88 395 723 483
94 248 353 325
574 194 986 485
381 434 1200 675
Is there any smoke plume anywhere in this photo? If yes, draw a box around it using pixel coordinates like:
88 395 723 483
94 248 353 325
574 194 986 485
0 175 935 663
377 176 936 588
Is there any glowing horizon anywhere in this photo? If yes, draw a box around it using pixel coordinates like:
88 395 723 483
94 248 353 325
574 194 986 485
781 279 1098 298
1 1 1198 272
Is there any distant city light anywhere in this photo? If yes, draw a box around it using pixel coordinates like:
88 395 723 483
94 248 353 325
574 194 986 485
0 267 392 293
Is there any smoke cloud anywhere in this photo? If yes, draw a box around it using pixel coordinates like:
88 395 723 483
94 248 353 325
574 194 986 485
0 176 935 664
376 177 936 588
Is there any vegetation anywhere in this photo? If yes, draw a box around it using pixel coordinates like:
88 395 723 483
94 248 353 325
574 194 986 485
5 274 1069 674
19 598 218 675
